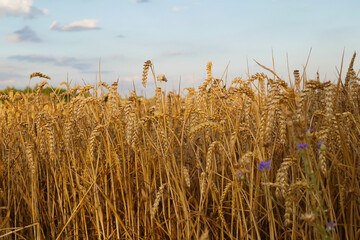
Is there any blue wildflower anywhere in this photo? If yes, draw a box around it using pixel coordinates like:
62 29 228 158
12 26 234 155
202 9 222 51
326 221 336 231
317 141 326 151
302 128 314 137
258 160 271 171
297 143 309 149
236 170 245 181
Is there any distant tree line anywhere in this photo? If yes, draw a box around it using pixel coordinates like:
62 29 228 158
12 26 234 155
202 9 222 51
0 85 67 96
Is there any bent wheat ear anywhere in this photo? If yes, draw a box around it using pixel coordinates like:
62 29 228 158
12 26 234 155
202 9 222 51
0 95 14 104
99 81 111 91
157 74 168 82
142 60 152 88
293 70 300 89
206 62 212 80
183 167 191 188
30 72 51 80
345 52 356 87
151 183 166 219
199 228 209 240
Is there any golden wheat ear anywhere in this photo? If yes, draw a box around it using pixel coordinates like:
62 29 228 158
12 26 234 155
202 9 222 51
157 73 168 82
30 72 51 80
142 60 152 88
206 61 212 79
344 52 356 87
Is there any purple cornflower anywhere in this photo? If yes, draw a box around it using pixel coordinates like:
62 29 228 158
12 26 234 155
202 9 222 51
326 221 336 231
236 170 245 181
297 143 309 149
302 128 314 137
258 160 271 171
317 141 326 151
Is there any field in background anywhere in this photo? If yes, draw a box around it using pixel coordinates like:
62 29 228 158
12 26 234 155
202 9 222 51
0 55 359 239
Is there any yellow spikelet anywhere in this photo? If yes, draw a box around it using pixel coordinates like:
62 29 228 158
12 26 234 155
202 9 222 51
30 72 51 80
142 60 152 88
206 61 212 80
293 70 300 89
189 122 224 137
157 73 168 82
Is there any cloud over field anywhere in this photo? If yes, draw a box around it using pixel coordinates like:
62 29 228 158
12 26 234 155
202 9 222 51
6 26 41 42
122 75 141 82
26 6 49 19
162 51 185 56
8 55 91 71
172 6 188 12
50 19 100 32
0 0 49 18
0 71 25 86
131 0 149 3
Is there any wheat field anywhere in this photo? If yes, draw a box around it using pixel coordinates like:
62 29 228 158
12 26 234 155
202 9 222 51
0 55 359 239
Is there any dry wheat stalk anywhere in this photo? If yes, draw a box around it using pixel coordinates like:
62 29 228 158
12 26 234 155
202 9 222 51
199 172 206 197
205 141 220 174
264 82 281 144
157 73 168 82
99 81 111 91
339 184 345 211
206 62 212 80
189 122 224 138
300 212 315 223
0 95 15 105
324 84 335 120
284 189 293 227
36 81 49 108
142 60 152 88
199 228 209 240
345 52 356 87
88 124 105 161
275 156 296 199
25 142 35 175
319 150 327 175
79 85 95 95
279 110 287 145
218 182 232 234
293 70 300 89
45 120 57 161
30 72 51 80
151 183 166 219
183 167 191 188
155 87 163 113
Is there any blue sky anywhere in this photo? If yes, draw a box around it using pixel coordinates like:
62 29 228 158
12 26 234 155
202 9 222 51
0 0 359 94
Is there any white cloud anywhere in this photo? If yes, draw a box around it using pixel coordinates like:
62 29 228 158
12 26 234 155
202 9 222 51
26 6 49 19
162 51 194 57
0 0 48 18
6 35 19 42
0 0 32 16
0 63 16 72
0 70 24 86
172 6 188 12
163 51 184 56
8 54 91 71
131 0 149 3
122 75 141 82
50 19 100 32
6 26 41 42
181 75 202 85
0 79 16 85
9 54 54 63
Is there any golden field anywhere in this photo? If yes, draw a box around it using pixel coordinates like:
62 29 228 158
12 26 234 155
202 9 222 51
0 56 359 239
